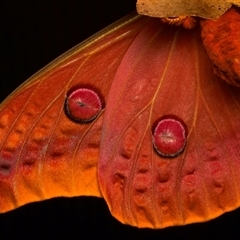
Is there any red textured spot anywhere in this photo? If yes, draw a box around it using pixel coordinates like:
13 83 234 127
65 88 102 123
153 117 187 158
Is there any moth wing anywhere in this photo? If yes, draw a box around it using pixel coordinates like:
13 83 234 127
99 17 240 228
0 13 149 213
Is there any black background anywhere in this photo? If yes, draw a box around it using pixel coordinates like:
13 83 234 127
0 1 240 239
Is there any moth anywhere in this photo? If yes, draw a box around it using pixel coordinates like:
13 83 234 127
1 0 240 229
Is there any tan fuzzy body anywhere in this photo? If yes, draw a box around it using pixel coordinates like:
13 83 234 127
137 0 240 19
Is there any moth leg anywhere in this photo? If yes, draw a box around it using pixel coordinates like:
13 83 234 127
161 16 196 29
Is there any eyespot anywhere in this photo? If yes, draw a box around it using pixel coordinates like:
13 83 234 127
65 87 103 123
152 116 187 158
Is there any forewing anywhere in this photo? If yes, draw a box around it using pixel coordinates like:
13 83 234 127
0 13 149 213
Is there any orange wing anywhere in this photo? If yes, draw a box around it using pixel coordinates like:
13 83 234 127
0 13 149 213
98 17 240 228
